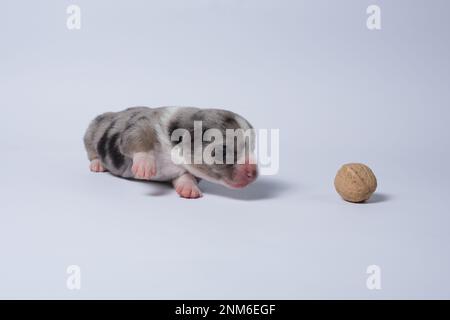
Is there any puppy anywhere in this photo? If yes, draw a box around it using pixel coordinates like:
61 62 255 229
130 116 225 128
83 107 258 198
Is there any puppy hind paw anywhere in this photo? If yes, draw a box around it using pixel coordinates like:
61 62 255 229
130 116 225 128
90 159 106 172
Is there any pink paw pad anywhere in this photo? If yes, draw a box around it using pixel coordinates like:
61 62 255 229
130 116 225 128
175 183 203 199
132 153 156 180
90 159 106 172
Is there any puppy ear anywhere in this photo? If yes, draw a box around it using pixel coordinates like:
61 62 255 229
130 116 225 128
221 115 240 130
168 115 198 146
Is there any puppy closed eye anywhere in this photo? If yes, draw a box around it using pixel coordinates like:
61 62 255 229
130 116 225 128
210 146 230 163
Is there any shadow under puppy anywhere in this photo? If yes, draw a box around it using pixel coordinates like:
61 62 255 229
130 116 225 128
83 107 258 198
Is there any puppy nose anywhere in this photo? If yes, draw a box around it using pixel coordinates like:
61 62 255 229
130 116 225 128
245 164 258 179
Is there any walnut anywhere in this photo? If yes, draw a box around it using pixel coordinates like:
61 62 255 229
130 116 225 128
334 163 377 203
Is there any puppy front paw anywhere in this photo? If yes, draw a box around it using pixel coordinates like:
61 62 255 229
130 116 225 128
132 152 156 180
175 183 203 199
173 174 203 199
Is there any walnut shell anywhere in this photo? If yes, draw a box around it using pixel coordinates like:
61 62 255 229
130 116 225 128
334 163 377 203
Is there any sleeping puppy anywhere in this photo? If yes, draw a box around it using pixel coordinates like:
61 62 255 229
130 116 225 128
83 107 258 198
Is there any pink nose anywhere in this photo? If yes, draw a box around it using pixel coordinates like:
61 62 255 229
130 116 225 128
235 163 258 183
244 163 258 179
228 163 258 188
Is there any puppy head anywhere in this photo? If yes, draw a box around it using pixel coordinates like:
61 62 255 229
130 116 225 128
169 109 258 188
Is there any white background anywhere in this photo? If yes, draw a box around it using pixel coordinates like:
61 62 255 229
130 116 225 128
1 0 449 298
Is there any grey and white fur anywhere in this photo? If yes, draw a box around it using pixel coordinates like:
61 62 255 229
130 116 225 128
83 106 258 198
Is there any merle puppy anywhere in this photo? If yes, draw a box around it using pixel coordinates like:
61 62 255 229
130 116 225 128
83 107 258 198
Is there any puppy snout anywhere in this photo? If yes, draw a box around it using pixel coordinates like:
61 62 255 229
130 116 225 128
227 163 258 188
241 163 258 182
245 164 258 179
